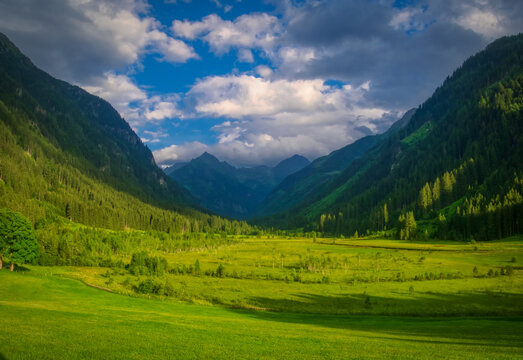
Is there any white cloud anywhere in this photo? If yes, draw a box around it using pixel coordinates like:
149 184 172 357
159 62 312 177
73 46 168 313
389 8 425 32
455 7 505 38
275 47 317 76
148 30 199 62
172 13 282 54
0 0 198 85
153 74 395 167
82 74 182 126
188 75 382 120
255 65 273 78
82 72 147 117
144 95 183 121
237 48 254 63
153 142 208 163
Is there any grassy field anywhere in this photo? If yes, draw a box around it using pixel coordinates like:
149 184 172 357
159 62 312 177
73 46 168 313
1 236 522 359
54 236 523 315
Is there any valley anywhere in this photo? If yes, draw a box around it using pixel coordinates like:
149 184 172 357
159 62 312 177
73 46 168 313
1 235 522 359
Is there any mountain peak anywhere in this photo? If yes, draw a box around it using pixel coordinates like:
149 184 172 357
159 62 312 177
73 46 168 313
273 154 310 181
195 152 220 163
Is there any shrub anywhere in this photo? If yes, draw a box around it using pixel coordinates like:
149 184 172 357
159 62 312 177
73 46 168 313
215 264 225 277
136 278 163 294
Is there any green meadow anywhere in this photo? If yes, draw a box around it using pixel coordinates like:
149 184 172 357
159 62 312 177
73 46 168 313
1 236 523 359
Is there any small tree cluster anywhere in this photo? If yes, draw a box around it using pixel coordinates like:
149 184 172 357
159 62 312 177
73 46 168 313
398 211 417 240
127 251 168 276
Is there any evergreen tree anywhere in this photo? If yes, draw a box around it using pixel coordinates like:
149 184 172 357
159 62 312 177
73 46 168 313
419 183 433 212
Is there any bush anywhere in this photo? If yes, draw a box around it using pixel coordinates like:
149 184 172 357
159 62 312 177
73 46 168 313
136 278 163 295
215 264 225 277
164 281 176 297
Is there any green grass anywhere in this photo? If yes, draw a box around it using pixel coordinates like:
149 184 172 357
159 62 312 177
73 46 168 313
1 270 522 360
52 236 523 316
1 236 522 359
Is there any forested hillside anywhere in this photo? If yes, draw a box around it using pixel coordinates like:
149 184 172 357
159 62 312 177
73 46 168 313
0 32 192 208
260 34 523 241
0 32 251 237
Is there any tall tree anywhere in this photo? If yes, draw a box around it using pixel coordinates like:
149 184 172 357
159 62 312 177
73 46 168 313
0 209 39 271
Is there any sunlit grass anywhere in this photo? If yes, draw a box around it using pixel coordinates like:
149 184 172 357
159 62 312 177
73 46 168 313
1 236 522 359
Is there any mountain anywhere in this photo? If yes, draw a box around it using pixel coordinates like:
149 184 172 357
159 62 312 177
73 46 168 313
257 34 522 241
272 154 312 180
255 109 416 217
169 153 310 218
0 32 250 234
164 162 189 176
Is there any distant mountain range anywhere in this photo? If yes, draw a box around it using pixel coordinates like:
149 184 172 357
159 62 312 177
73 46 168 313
167 153 310 218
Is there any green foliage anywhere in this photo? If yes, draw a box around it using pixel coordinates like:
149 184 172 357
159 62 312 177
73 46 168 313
194 259 201 274
128 251 168 276
0 208 39 265
215 263 225 277
398 211 417 240
35 222 240 267
135 278 164 295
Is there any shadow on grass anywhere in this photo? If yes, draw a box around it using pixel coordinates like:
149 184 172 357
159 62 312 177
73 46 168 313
1 264 31 272
226 292 523 348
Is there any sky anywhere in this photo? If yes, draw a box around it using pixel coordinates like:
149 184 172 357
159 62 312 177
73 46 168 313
0 0 521 167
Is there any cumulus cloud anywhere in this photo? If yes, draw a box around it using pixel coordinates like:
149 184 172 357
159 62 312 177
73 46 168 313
454 7 504 39
82 73 183 126
0 0 197 83
144 96 182 122
153 75 395 166
187 75 387 120
172 13 282 55
274 0 523 109
82 73 147 118
153 142 208 164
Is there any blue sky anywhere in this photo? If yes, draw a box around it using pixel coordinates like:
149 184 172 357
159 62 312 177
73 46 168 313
0 0 522 167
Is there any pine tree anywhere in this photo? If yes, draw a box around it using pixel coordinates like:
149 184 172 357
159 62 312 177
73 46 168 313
383 204 389 229
419 183 433 212
432 178 441 207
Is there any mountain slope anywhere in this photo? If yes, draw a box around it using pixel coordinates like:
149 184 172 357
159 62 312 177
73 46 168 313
256 109 415 217
0 32 191 208
169 153 310 218
0 32 251 234
259 34 523 240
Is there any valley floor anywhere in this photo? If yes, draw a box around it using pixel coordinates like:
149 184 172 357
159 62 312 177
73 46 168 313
1 237 522 359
